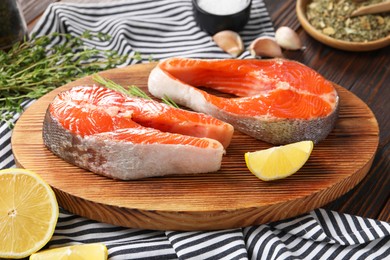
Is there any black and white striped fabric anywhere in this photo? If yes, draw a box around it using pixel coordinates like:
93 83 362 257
49 207 390 259
1 0 389 259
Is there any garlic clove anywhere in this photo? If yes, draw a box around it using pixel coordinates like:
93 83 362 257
275 26 305 51
248 36 283 58
212 30 244 57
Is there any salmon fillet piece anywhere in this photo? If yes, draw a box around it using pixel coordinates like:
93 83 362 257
43 85 234 180
148 58 339 144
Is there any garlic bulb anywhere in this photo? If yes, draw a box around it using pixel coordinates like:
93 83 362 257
248 36 283 58
212 30 244 57
275 26 304 50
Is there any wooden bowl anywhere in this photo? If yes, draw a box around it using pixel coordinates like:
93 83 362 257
296 0 390 51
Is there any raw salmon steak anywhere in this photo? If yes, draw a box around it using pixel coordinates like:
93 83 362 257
148 58 339 144
43 85 234 180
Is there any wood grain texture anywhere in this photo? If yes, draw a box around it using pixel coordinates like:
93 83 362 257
12 62 379 230
20 0 56 23
262 0 389 222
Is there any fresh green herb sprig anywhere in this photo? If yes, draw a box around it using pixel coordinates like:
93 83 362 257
92 74 179 108
161 95 180 108
0 31 130 126
92 74 149 99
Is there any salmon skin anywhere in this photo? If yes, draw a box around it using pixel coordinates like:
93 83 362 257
148 58 339 144
43 85 234 180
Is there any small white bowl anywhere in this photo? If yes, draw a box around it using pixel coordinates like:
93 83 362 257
192 0 252 35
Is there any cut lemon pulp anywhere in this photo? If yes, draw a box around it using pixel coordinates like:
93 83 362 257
245 141 314 181
0 168 59 259
30 243 108 260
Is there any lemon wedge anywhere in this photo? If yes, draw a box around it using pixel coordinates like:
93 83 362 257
0 168 59 259
245 140 314 181
30 243 108 260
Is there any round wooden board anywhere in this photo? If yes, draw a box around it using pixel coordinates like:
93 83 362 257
12 63 379 231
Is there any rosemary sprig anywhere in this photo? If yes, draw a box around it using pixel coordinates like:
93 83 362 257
92 74 179 108
92 74 135 96
129 86 151 100
0 31 129 127
162 95 180 108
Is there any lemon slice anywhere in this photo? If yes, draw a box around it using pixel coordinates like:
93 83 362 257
245 140 314 181
30 243 108 260
0 168 58 259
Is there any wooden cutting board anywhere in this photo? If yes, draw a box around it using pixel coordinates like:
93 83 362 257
12 63 379 231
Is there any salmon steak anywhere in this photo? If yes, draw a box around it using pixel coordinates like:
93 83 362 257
148 58 339 144
43 85 234 180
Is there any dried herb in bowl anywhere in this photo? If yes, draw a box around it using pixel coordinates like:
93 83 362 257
306 0 390 42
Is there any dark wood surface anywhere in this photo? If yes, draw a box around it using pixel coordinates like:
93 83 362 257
22 0 389 223
264 0 389 223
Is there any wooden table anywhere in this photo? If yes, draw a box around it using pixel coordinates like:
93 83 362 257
22 0 389 223
265 1 389 223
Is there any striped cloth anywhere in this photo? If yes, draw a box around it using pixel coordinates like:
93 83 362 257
1 0 389 259
48 207 390 259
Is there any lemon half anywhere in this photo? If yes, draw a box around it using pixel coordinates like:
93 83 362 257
0 168 59 259
30 243 108 260
245 140 314 181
